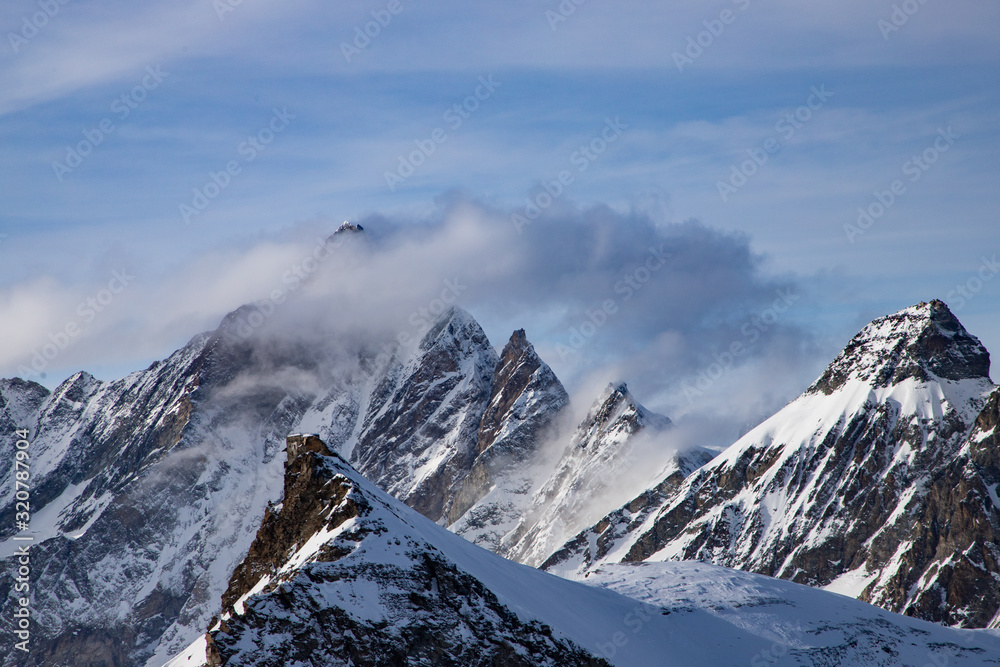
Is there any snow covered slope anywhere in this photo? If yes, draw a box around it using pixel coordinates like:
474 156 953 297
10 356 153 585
169 434 1000 667
500 383 711 567
448 381 712 565
545 300 1000 627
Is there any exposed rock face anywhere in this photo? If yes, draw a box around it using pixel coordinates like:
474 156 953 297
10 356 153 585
809 299 990 394
446 330 569 542
0 303 567 666
545 301 1000 628
351 307 498 521
885 386 1000 628
206 435 611 667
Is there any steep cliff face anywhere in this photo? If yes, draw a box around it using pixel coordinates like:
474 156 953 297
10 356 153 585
350 307 499 521
446 330 570 548
544 301 1000 627
888 386 1000 628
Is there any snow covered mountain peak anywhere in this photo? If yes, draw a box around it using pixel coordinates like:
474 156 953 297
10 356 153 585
570 382 671 449
494 383 700 568
809 299 991 396
445 327 569 547
545 301 1000 628
333 220 364 234
472 327 568 461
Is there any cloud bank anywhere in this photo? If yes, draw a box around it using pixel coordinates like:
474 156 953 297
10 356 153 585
0 196 823 446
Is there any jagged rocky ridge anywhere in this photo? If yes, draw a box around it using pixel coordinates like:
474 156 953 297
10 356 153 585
544 300 1000 628
0 290 587 666
6 273 1000 667
167 434 1000 667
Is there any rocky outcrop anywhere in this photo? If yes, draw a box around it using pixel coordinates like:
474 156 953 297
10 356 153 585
206 435 612 667
809 299 990 394
218 434 360 615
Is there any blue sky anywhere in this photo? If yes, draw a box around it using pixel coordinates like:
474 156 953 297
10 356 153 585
1 0 998 442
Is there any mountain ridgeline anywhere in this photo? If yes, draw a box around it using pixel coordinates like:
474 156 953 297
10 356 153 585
544 300 1000 628
1 285 999 666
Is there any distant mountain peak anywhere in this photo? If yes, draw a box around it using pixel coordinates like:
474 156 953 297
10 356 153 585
572 382 669 448
808 299 991 395
333 220 364 234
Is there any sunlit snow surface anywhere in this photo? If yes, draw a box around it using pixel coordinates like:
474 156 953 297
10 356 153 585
168 450 1000 666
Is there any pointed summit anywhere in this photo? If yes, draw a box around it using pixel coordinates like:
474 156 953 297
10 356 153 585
570 382 670 449
446 329 569 543
474 328 568 460
333 220 364 235
810 299 990 395
498 383 690 567
352 306 497 522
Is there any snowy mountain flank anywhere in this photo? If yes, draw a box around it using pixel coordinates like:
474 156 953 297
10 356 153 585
169 434 1000 667
496 383 713 568
3 281 1000 666
545 300 1000 629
